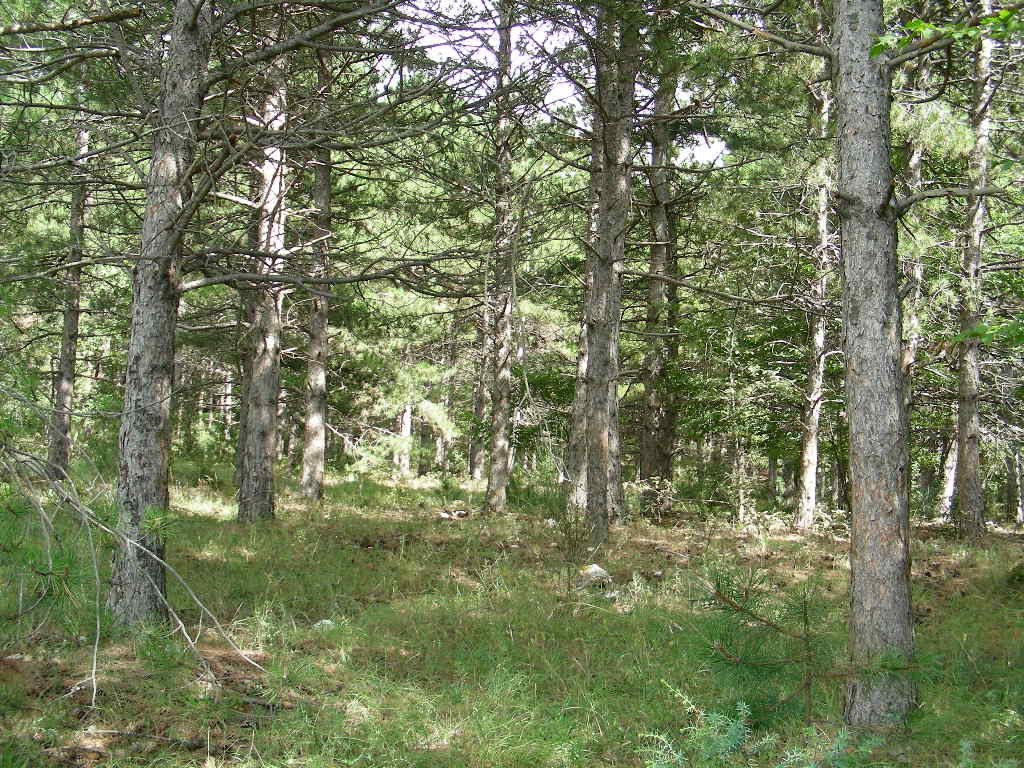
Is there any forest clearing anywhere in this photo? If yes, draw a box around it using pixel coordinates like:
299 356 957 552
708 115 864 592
3 0 1024 765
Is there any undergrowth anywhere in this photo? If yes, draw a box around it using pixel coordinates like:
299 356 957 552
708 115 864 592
1 468 1022 767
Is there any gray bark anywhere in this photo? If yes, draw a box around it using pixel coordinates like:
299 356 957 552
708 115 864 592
47 126 89 481
796 75 831 532
300 55 333 501
1005 450 1021 524
639 56 678 519
238 58 287 522
393 402 413 478
109 0 212 625
563 117 602 519
935 432 958 520
834 0 915 724
956 0 994 538
485 3 515 515
583 7 637 552
468 315 490 480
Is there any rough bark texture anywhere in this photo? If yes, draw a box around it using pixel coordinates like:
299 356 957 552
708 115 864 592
563 119 602 520
834 0 915 725
109 0 211 625
47 126 89 481
796 78 831 532
300 56 333 501
956 0 993 538
583 8 637 552
238 59 287 522
485 4 515 515
639 59 678 519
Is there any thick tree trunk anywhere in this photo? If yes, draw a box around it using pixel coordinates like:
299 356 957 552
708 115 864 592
583 8 637 553
300 59 332 501
834 0 915 725
956 2 994 538
796 82 831 532
485 3 515 515
47 126 89 481
935 432 958 520
238 62 287 522
639 61 678 519
109 0 212 624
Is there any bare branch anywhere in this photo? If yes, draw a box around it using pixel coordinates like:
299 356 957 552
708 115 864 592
892 186 1004 217
0 7 140 37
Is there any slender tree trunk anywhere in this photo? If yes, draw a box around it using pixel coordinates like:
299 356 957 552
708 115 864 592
468 316 490 480
767 454 778 505
47 126 89 480
436 327 457 475
935 432 958 520
300 55 333 501
563 116 601 520
583 7 637 553
238 59 287 522
639 57 678 519
109 0 212 624
834 0 915 725
393 402 413 478
956 0 994 538
796 78 831 532
417 417 433 476
486 2 515 515
1004 450 1020 524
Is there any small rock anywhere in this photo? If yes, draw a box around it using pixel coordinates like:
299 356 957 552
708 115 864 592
313 619 336 631
576 563 611 589
544 518 557 528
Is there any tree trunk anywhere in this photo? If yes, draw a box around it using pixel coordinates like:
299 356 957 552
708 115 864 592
393 402 413 477
468 314 490 480
583 8 637 553
796 69 831 532
238 59 287 522
563 114 602 521
47 126 89 481
935 432 958 520
485 2 515 515
767 454 778 505
639 55 678 519
834 0 915 725
300 55 333 501
1004 450 1020 524
956 0 994 538
109 0 212 625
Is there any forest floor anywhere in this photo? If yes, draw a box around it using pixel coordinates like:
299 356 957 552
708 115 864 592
1 464 1023 767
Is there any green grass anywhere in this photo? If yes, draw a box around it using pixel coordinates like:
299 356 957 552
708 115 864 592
1 468 1022 766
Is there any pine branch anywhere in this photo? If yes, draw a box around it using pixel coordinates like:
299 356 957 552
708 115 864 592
0 8 140 37
892 186 1003 217
682 2 831 58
